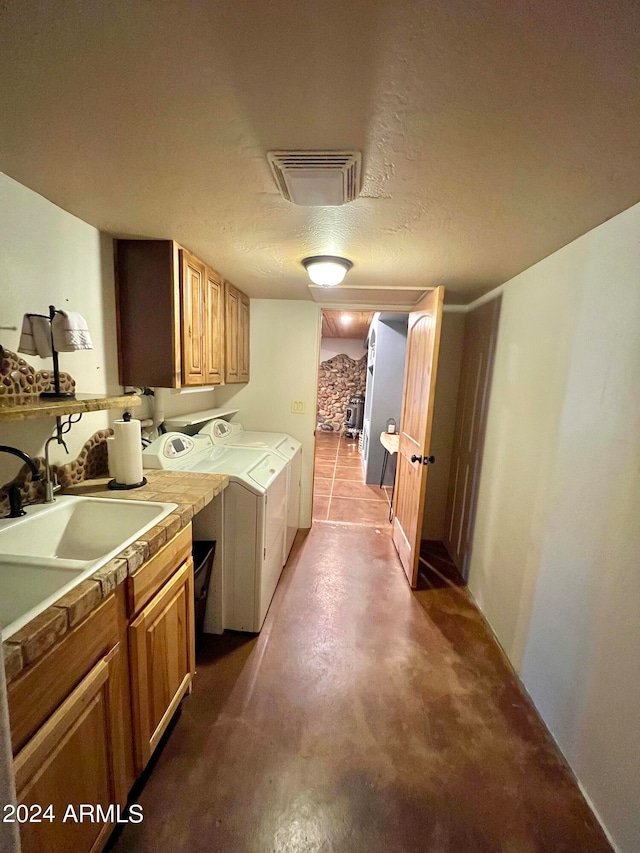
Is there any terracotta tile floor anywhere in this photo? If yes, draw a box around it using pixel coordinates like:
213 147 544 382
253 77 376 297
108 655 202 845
312 432 393 528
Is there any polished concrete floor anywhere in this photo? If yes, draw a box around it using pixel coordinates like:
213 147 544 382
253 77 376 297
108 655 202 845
313 431 393 526
107 523 611 852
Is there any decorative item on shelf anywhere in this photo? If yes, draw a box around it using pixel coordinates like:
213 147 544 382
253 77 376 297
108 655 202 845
108 411 147 490
386 418 396 434
17 304 93 400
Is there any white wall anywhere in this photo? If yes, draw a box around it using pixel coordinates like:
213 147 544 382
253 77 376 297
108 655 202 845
319 337 366 362
466 202 640 852
422 312 466 540
214 300 321 527
0 174 120 485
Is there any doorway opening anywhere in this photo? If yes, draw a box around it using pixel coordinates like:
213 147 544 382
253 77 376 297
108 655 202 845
310 298 475 595
312 310 408 529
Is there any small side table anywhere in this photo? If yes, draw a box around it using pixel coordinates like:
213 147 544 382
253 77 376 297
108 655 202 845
379 432 399 522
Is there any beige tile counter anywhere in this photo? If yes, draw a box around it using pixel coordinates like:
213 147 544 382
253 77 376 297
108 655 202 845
2 470 227 684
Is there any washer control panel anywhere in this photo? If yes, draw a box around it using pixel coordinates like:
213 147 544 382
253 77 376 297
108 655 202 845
142 432 212 469
199 418 243 444
163 435 194 458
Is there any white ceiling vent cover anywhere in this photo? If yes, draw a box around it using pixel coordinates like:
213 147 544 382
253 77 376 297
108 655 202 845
267 150 361 206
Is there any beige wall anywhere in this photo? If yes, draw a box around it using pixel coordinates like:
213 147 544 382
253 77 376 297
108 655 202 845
465 201 640 852
0 174 120 485
421 311 466 540
214 300 321 527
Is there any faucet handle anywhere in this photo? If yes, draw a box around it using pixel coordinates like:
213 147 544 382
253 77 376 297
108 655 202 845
7 484 26 518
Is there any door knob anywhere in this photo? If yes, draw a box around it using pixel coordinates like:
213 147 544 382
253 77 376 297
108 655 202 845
424 455 435 465
410 454 422 463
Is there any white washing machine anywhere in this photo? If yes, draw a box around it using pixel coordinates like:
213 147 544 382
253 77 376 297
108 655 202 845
198 419 302 560
143 432 288 633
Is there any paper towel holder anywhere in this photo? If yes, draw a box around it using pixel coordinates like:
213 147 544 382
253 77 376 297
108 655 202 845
108 411 147 490
107 476 147 490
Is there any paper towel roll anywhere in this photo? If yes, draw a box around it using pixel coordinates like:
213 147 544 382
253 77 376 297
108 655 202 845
106 436 120 480
113 417 143 485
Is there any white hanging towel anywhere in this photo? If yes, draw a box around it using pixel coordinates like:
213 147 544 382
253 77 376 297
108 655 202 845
18 314 53 358
51 311 93 352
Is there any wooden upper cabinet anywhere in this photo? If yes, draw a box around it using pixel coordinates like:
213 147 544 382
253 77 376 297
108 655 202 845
204 268 224 384
239 291 250 383
115 239 182 388
225 280 250 384
115 239 247 389
224 282 240 382
180 250 206 386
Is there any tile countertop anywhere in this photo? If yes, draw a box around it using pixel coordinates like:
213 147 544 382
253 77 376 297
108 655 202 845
2 470 228 685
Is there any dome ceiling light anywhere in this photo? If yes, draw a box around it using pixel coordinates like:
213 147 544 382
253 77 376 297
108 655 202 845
302 256 353 287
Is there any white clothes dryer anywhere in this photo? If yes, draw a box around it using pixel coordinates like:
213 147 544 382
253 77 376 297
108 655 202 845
143 432 288 633
198 419 302 560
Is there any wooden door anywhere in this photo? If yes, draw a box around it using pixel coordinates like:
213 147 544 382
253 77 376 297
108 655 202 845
238 292 250 383
444 298 501 574
14 647 120 853
392 287 444 587
224 281 240 382
129 558 195 773
204 267 224 384
180 250 206 385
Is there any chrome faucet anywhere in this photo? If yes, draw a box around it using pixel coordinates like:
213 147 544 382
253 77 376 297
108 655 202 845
0 445 42 517
43 435 68 503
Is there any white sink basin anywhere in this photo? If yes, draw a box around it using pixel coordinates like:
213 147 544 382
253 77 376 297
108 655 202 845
0 556 86 632
0 495 178 640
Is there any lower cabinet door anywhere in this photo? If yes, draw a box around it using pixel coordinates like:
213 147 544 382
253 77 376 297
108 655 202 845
14 645 121 853
129 557 195 773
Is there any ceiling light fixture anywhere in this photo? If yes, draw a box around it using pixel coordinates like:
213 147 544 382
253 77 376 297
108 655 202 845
341 313 352 324
302 255 353 287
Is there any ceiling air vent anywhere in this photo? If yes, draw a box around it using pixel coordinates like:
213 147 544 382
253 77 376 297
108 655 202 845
267 150 361 206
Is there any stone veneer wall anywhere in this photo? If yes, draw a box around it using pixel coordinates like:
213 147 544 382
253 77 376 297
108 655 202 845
0 430 112 516
0 348 110 515
0 348 75 396
317 353 366 432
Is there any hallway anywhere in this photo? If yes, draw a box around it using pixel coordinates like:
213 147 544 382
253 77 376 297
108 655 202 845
107 523 610 853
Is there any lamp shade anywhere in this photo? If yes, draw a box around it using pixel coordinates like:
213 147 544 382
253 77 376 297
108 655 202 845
302 256 353 287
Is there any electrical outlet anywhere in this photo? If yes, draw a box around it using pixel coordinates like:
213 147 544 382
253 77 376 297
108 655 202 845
291 400 305 414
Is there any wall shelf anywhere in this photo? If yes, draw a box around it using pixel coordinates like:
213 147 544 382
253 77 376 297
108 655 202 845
164 407 239 428
0 393 141 423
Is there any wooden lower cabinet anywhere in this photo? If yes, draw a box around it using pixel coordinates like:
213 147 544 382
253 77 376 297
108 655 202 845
129 556 195 774
14 645 122 853
9 531 196 853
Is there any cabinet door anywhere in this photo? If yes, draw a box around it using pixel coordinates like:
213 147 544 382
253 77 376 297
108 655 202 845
14 646 121 853
224 281 240 382
238 292 250 383
204 267 224 385
225 281 250 384
180 250 206 385
129 558 195 774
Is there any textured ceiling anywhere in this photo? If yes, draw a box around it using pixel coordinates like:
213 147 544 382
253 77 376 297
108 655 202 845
1 0 639 305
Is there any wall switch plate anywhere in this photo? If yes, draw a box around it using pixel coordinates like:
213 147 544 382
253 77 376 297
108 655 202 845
291 400 305 414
